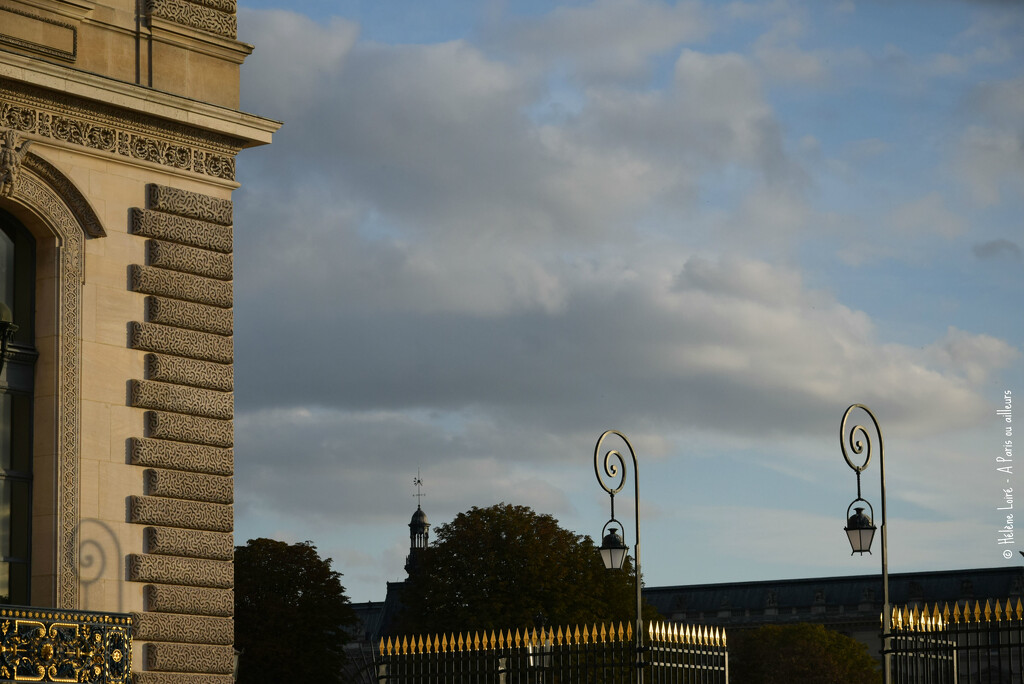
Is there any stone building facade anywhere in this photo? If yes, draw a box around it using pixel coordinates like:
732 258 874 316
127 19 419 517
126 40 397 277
0 1 277 681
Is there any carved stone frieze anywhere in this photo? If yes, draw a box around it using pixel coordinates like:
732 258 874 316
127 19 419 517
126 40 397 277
149 184 233 226
145 527 233 560
146 411 233 448
145 643 235 674
130 495 232 532
131 265 232 309
130 322 233 364
144 584 234 617
21 153 104 236
127 554 233 588
133 613 233 645
148 240 232 280
134 673 233 684
144 469 233 504
146 354 233 392
130 438 233 476
147 0 237 39
0 80 244 180
131 380 233 421
177 0 236 13
132 209 232 252
147 296 233 336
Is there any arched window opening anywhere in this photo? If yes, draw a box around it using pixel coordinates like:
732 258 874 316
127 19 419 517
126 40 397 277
0 209 35 605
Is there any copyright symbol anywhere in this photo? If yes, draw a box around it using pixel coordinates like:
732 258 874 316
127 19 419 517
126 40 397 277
1004 550 1013 559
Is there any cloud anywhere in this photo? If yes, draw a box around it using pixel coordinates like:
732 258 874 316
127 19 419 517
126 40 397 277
973 239 1022 260
491 0 710 82
956 77 1024 206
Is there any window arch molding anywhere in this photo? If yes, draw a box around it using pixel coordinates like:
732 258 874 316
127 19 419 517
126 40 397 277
0 130 105 609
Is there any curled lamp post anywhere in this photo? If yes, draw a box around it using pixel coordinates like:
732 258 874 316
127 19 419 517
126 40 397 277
594 430 643 682
840 404 890 684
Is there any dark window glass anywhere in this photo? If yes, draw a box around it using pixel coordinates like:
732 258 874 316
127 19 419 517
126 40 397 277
0 211 33 605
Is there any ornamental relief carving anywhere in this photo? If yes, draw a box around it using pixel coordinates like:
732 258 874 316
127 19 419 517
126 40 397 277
127 554 233 589
144 584 234 616
2 146 108 611
144 643 235 674
0 81 243 180
130 438 233 476
147 0 237 39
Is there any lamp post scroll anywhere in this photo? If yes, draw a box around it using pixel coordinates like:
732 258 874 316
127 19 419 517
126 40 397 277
594 429 644 682
840 404 890 684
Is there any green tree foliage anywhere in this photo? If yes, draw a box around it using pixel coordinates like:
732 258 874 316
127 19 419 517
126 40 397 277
396 502 658 635
235 538 357 684
729 623 881 684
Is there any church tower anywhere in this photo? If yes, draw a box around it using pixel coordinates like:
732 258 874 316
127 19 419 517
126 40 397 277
405 472 429 575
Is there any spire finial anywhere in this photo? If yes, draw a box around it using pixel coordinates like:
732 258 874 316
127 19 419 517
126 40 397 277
413 469 425 509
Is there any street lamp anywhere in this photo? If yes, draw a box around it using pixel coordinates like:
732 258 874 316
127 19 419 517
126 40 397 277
839 404 890 684
593 430 643 682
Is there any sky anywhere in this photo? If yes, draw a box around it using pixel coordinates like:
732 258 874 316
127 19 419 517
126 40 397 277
229 0 1024 604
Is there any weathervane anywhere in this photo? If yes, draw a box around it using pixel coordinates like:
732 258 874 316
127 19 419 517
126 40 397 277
413 470 425 508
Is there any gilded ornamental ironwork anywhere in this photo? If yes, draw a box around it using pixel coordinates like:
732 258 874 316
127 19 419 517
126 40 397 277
0 608 131 683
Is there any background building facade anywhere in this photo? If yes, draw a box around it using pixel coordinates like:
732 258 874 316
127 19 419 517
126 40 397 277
0 1 277 680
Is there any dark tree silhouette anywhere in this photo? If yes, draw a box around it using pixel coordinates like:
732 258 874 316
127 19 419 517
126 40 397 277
395 502 656 635
235 538 357 684
729 623 881 684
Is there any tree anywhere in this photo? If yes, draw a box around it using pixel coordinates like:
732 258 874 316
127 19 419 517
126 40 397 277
729 623 881 684
235 538 357 684
395 502 658 635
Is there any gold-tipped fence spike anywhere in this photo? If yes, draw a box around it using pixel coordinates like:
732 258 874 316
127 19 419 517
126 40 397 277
556 625 564 645
1017 598 1024 620
996 599 1004 622
974 601 982 623
600 623 607 643
625 621 632 640
380 637 387 656
942 603 951 623
985 600 992 622
573 625 581 644
952 602 961 623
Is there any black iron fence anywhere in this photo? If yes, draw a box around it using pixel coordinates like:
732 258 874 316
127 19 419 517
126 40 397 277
370 620 728 683
0 606 132 683
890 599 1024 683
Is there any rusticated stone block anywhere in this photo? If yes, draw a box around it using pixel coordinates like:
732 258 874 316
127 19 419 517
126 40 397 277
149 184 233 226
145 469 233 504
147 411 233 448
130 322 232 364
146 354 233 392
130 496 232 532
131 438 233 476
127 554 232 588
134 672 234 684
145 584 233 616
131 380 233 421
145 527 233 560
131 265 232 309
134 613 233 645
148 240 232 281
148 0 237 38
132 208 232 252
145 643 235 673
147 296 233 336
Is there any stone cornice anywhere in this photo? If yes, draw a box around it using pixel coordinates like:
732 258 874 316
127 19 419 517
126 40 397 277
0 48 279 150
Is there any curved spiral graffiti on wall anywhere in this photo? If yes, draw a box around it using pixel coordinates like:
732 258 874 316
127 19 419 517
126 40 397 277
76 518 123 613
